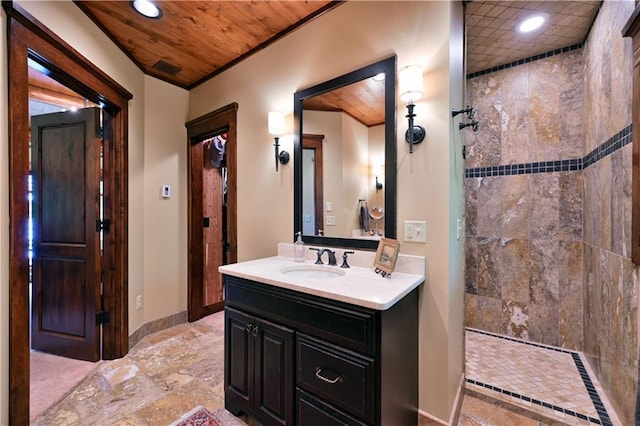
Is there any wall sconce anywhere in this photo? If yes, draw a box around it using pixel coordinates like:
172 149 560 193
268 111 289 171
399 64 426 153
373 162 384 192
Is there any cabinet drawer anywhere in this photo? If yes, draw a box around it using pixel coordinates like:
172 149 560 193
225 276 376 354
297 335 375 424
297 388 368 426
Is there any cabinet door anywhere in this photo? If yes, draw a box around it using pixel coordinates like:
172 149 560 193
255 317 295 425
225 307 255 405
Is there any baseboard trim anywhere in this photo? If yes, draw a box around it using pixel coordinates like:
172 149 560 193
418 373 466 426
418 409 447 425
449 373 465 425
128 310 188 349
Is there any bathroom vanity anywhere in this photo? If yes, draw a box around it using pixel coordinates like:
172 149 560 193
219 255 424 426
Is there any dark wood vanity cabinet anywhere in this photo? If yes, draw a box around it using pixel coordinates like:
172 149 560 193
225 307 295 425
223 275 419 426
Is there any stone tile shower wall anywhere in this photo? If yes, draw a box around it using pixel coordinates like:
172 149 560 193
464 50 585 350
582 1 637 424
464 1 639 423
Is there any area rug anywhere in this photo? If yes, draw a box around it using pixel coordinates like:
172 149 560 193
171 406 221 426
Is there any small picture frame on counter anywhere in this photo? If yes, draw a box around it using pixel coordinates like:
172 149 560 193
373 237 400 277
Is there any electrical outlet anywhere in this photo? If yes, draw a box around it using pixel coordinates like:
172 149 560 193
326 215 336 226
136 295 142 310
404 220 426 242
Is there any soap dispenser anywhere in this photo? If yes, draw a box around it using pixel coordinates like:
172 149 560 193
294 232 305 262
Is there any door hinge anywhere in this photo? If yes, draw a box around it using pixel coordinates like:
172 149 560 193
96 219 111 233
96 310 110 325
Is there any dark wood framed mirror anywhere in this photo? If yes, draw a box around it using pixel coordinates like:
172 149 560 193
293 56 396 250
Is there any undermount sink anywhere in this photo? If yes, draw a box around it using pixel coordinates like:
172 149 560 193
280 265 346 279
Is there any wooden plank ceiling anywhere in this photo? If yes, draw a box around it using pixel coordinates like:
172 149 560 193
74 0 340 90
66 1 601 127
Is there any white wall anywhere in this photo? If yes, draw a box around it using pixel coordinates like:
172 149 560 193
189 1 465 419
142 75 189 322
341 113 369 235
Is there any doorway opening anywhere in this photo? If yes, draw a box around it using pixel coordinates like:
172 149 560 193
6 5 132 423
302 134 324 236
202 131 228 308
27 58 108 420
186 103 238 322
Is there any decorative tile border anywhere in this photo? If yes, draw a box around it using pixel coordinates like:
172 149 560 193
583 124 632 168
466 328 613 426
467 43 583 79
464 124 632 178
465 159 581 178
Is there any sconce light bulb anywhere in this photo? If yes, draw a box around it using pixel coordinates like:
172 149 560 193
268 111 285 136
399 65 424 103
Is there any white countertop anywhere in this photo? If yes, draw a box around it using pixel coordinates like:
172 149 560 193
219 255 424 310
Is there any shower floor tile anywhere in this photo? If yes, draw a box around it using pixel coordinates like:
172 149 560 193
465 328 621 426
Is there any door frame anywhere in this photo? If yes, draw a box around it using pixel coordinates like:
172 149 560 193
4 3 132 423
302 134 324 235
186 103 238 322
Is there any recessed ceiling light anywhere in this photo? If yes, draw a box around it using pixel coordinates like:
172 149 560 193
517 14 547 33
131 0 162 19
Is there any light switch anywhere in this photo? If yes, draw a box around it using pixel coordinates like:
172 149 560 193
326 201 333 212
162 185 171 199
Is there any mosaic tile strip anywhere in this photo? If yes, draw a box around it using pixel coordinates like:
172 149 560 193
466 43 583 79
464 124 632 178
583 124 632 169
466 328 613 426
464 159 581 178
466 378 602 425
571 352 613 426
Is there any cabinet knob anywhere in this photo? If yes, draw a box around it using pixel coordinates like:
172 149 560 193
252 326 259 337
315 367 343 384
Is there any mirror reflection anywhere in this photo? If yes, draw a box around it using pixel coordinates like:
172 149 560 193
301 75 385 238
294 56 396 250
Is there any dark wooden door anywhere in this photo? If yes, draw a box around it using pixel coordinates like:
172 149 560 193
30 107 102 362
254 317 294 425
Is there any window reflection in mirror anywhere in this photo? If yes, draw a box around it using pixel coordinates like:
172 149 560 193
294 56 396 250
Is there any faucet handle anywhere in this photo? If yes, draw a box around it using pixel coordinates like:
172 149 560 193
341 251 355 268
309 248 323 264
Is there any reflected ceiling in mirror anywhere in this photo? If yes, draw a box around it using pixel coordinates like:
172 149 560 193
294 56 396 250
303 77 385 127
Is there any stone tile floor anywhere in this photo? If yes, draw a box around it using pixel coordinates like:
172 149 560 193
464 328 622 426
32 311 249 426
32 313 624 425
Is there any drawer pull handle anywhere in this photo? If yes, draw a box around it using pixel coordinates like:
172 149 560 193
315 368 343 384
245 323 253 332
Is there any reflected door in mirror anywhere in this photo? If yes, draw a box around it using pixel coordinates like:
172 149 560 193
302 134 324 235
